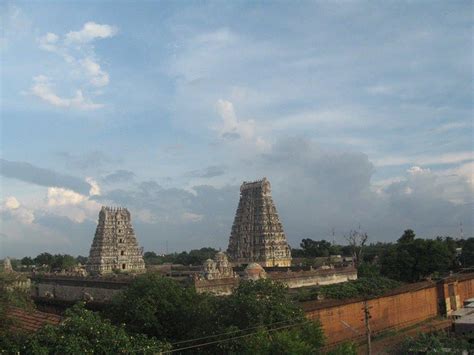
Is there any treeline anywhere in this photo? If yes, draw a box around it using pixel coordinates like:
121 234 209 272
13 253 88 271
143 247 218 266
293 229 473 283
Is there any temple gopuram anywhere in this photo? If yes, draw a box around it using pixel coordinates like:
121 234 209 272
227 178 292 267
86 206 145 275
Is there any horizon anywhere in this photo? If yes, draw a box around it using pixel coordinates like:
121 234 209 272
1 1 473 258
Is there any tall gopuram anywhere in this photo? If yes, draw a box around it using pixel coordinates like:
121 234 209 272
227 178 292 267
86 206 146 275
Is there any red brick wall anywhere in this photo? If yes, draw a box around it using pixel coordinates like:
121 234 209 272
458 278 474 304
303 285 438 345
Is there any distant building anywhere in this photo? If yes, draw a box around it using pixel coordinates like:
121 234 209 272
227 177 292 267
201 251 235 280
86 207 145 275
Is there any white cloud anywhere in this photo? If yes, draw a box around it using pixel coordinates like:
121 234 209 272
215 99 270 151
65 22 117 44
5 196 20 210
45 186 102 223
47 187 87 206
407 166 430 176
1 197 35 224
182 212 204 223
32 21 117 109
80 57 109 87
374 151 474 167
38 32 59 52
86 177 101 196
30 75 103 110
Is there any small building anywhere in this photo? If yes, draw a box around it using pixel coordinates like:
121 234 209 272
454 313 474 337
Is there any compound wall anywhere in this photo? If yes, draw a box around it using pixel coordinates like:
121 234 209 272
303 282 439 345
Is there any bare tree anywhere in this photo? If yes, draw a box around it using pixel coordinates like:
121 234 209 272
344 229 368 268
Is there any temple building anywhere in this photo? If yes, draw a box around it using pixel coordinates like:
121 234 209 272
86 207 145 275
227 178 292 267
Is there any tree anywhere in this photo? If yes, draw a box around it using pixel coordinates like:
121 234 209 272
105 274 215 342
461 238 474 267
300 239 334 257
51 254 77 270
20 257 34 267
34 252 54 268
380 234 457 282
216 280 324 354
4 303 170 354
345 230 368 267
398 229 416 244
76 255 88 265
219 279 305 330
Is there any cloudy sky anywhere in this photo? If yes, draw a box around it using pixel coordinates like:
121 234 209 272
1 1 472 258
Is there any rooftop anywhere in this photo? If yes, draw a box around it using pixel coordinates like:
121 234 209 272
6 307 62 333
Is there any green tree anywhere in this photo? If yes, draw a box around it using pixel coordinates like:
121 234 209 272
20 257 34 267
217 280 324 354
34 252 54 268
461 238 474 267
51 254 77 270
381 233 457 282
76 255 88 265
5 303 170 354
105 274 215 342
398 229 416 244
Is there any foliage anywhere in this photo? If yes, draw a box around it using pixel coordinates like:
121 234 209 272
76 255 88 265
1 303 170 354
0 272 36 352
380 232 457 282
106 275 325 353
219 279 305 329
393 331 472 354
143 247 218 266
21 256 34 266
105 273 216 342
357 262 380 278
319 276 401 300
327 342 358 355
298 239 340 257
28 252 79 271
296 276 401 301
461 238 474 268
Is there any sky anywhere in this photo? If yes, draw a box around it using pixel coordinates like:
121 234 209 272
1 0 472 258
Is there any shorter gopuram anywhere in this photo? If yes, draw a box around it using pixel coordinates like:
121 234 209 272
227 178 292 267
86 206 145 275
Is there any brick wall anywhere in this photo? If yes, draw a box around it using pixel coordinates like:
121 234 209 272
457 277 474 304
302 282 439 345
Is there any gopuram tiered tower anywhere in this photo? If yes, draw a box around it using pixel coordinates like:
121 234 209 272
86 207 145 275
227 178 292 267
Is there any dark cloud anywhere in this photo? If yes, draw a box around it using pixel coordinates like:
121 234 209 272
222 132 240 140
185 165 227 178
0 159 91 195
103 169 135 183
57 151 119 171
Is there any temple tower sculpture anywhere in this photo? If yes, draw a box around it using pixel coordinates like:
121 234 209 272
86 207 145 275
227 178 292 267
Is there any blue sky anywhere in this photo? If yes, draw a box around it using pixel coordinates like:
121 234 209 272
1 0 472 258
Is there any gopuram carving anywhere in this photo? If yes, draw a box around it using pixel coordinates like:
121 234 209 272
86 207 145 275
227 178 292 267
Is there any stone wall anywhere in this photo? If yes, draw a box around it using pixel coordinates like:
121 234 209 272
194 277 239 295
268 267 357 288
31 275 132 304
